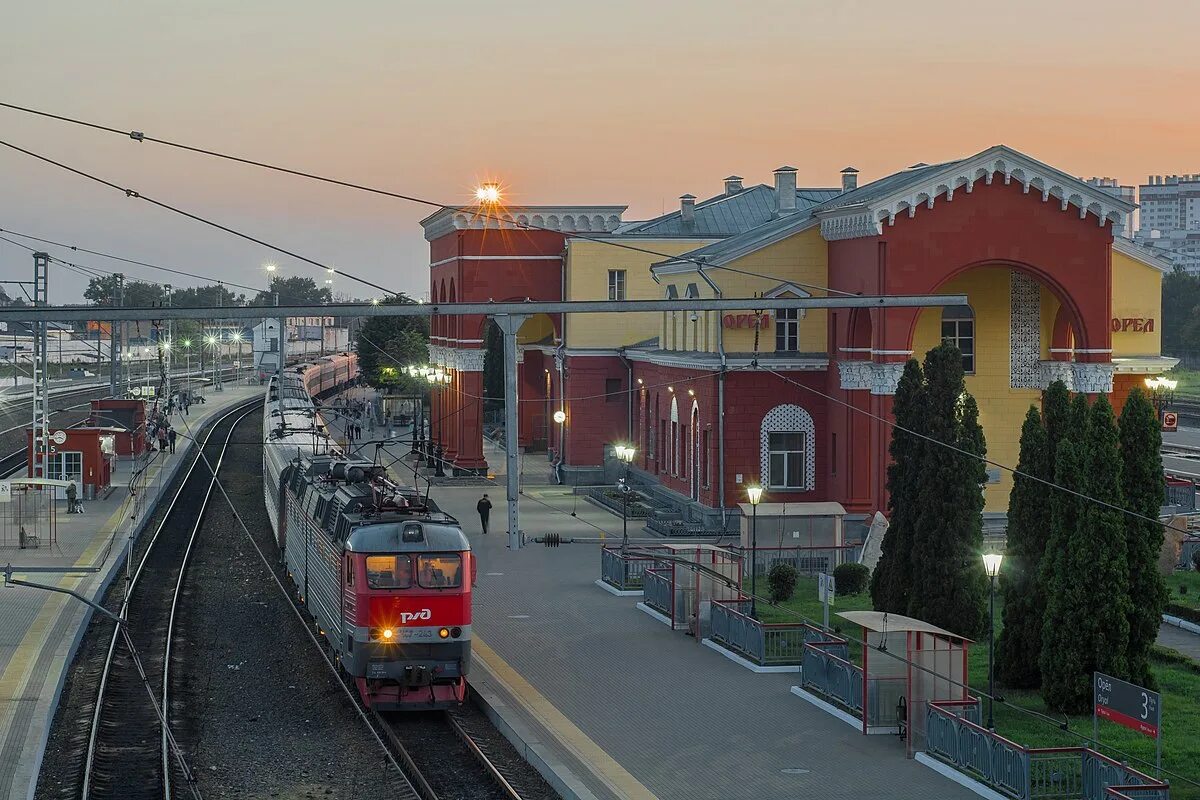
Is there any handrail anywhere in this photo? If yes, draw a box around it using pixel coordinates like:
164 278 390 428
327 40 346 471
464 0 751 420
929 700 1028 752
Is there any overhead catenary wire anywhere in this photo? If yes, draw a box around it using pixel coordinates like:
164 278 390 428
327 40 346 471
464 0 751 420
0 136 397 297
0 100 856 299
0 226 269 294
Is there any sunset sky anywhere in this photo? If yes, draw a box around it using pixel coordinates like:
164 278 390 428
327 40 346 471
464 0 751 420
2 0 1197 303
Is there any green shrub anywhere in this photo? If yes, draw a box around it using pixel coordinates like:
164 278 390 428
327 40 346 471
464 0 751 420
833 562 870 596
767 563 798 603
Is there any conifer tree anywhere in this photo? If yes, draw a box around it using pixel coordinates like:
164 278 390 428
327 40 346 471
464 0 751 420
1119 388 1168 688
871 359 925 613
996 406 1051 689
906 345 988 637
1042 395 1131 713
1042 380 1072 477
1040 434 1089 711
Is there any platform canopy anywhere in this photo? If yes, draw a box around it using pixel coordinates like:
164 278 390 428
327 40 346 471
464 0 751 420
837 610 973 642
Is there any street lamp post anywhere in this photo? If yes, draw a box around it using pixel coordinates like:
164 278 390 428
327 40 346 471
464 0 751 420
747 485 763 619
983 551 1004 731
614 444 636 551
1144 376 1177 420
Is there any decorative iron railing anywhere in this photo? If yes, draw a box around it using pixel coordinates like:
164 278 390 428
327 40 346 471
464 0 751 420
643 568 673 617
600 547 661 591
925 701 1170 800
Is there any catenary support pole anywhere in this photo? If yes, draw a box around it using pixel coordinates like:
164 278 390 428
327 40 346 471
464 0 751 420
494 313 528 551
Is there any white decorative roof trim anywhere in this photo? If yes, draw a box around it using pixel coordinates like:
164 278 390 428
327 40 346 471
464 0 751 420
1110 356 1179 374
421 205 628 240
820 212 881 241
1112 237 1174 274
816 146 1134 241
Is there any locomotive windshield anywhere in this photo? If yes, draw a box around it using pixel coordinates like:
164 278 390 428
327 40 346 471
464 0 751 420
365 555 412 589
417 555 462 589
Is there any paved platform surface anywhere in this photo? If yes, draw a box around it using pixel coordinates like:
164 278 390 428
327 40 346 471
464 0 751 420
0 386 262 800
323 399 973 800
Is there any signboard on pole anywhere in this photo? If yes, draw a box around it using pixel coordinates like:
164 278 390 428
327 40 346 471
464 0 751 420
818 573 836 605
1162 411 1178 432
0 481 10 503
1094 671 1161 773
818 572 836 630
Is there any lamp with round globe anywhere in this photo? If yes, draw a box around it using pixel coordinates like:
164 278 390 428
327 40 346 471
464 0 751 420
982 551 1004 730
746 485 764 618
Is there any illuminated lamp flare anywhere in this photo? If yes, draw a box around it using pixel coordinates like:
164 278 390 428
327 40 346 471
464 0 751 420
475 184 501 205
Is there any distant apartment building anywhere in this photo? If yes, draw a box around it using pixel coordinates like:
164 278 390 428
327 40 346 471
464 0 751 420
1085 177 1135 238
1135 173 1200 273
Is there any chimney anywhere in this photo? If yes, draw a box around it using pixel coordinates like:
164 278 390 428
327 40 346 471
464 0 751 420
774 166 797 214
723 175 743 195
680 194 696 225
841 166 859 193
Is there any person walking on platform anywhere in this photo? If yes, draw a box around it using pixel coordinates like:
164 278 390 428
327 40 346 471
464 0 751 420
168 427 177 454
477 494 492 534
157 425 168 453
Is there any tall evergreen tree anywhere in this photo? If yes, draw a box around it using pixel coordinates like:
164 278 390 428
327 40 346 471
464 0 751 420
1042 395 1132 713
1119 388 1168 688
871 359 925 613
1042 380 1072 478
996 406 1052 689
906 345 988 637
1040 433 1089 712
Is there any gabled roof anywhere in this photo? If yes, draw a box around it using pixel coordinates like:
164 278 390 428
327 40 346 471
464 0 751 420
652 145 1140 270
616 184 839 238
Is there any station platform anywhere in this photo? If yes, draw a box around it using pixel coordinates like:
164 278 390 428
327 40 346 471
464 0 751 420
0 386 263 800
325 397 976 800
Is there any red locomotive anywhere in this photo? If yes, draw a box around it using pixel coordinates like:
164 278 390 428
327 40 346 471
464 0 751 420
264 363 472 710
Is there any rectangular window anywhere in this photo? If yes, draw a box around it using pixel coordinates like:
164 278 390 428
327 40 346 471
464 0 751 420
48 451 83 482
775 309 799 352
671 421 679 476
417 554 463 588
768 432 806 490
701 429 710 488
605 378 622 402
345 555 354 586
608 270 626 301
365 554 412 589
941 319 975 373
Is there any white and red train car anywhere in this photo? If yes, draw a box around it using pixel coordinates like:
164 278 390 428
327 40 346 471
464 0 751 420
263 361 473 710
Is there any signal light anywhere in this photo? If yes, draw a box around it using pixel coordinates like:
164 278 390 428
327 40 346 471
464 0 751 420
383 628 394 640
451 626 462 638
438 628 450 639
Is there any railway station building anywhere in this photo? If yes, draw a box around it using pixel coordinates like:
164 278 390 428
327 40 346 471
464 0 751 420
422 145 1174 529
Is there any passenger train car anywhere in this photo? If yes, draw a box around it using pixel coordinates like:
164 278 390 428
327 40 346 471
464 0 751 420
263 357 473 710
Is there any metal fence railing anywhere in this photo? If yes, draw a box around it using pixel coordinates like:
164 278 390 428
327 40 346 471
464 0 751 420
709 599 839 666
730 545 864 579
643 568 673 618
1164 478 1196 513
600 547 663 591
801 639 864 717
924 701 1170 800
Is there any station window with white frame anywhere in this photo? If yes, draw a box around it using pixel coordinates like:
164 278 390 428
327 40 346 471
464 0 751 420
608 270 626 301
941 305 975 374
775 309 800 352
767 432 806 489
48 451 83 483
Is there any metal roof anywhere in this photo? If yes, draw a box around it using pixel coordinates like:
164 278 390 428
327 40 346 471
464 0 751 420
345 520 470 553
617 184 839 237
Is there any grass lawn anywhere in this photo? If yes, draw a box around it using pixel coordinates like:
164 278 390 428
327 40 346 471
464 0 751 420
1167 367 1200 400
742 576 1200 796
1168 571 1200 614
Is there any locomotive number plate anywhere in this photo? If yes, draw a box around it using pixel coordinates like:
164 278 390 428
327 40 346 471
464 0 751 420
367 661 389 679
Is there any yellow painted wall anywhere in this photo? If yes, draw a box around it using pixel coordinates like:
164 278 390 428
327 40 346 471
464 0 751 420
659 226 830 354
911 267 1041 512
564 238 716 349
1111 251 1163 357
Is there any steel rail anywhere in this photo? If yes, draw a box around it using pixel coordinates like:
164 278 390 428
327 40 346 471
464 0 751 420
0 294 970 322
445 710 525 800
370 710 443 800
81 398 259 800
160 403 256 798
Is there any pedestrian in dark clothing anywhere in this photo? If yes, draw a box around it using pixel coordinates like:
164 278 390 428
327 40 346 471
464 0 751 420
477 494 492 534
168 428 177 454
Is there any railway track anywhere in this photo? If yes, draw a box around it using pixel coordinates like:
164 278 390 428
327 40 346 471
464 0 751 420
372 706 554 800
81 399 259 800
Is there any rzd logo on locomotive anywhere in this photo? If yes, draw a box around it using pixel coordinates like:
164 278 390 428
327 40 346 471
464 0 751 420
400 609 432 624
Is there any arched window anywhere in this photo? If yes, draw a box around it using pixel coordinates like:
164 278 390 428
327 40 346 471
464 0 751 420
941 305 975 374
760 404 816 491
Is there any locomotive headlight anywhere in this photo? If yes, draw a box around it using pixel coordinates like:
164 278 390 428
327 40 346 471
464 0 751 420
438 627 450 639
382 628 395 641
